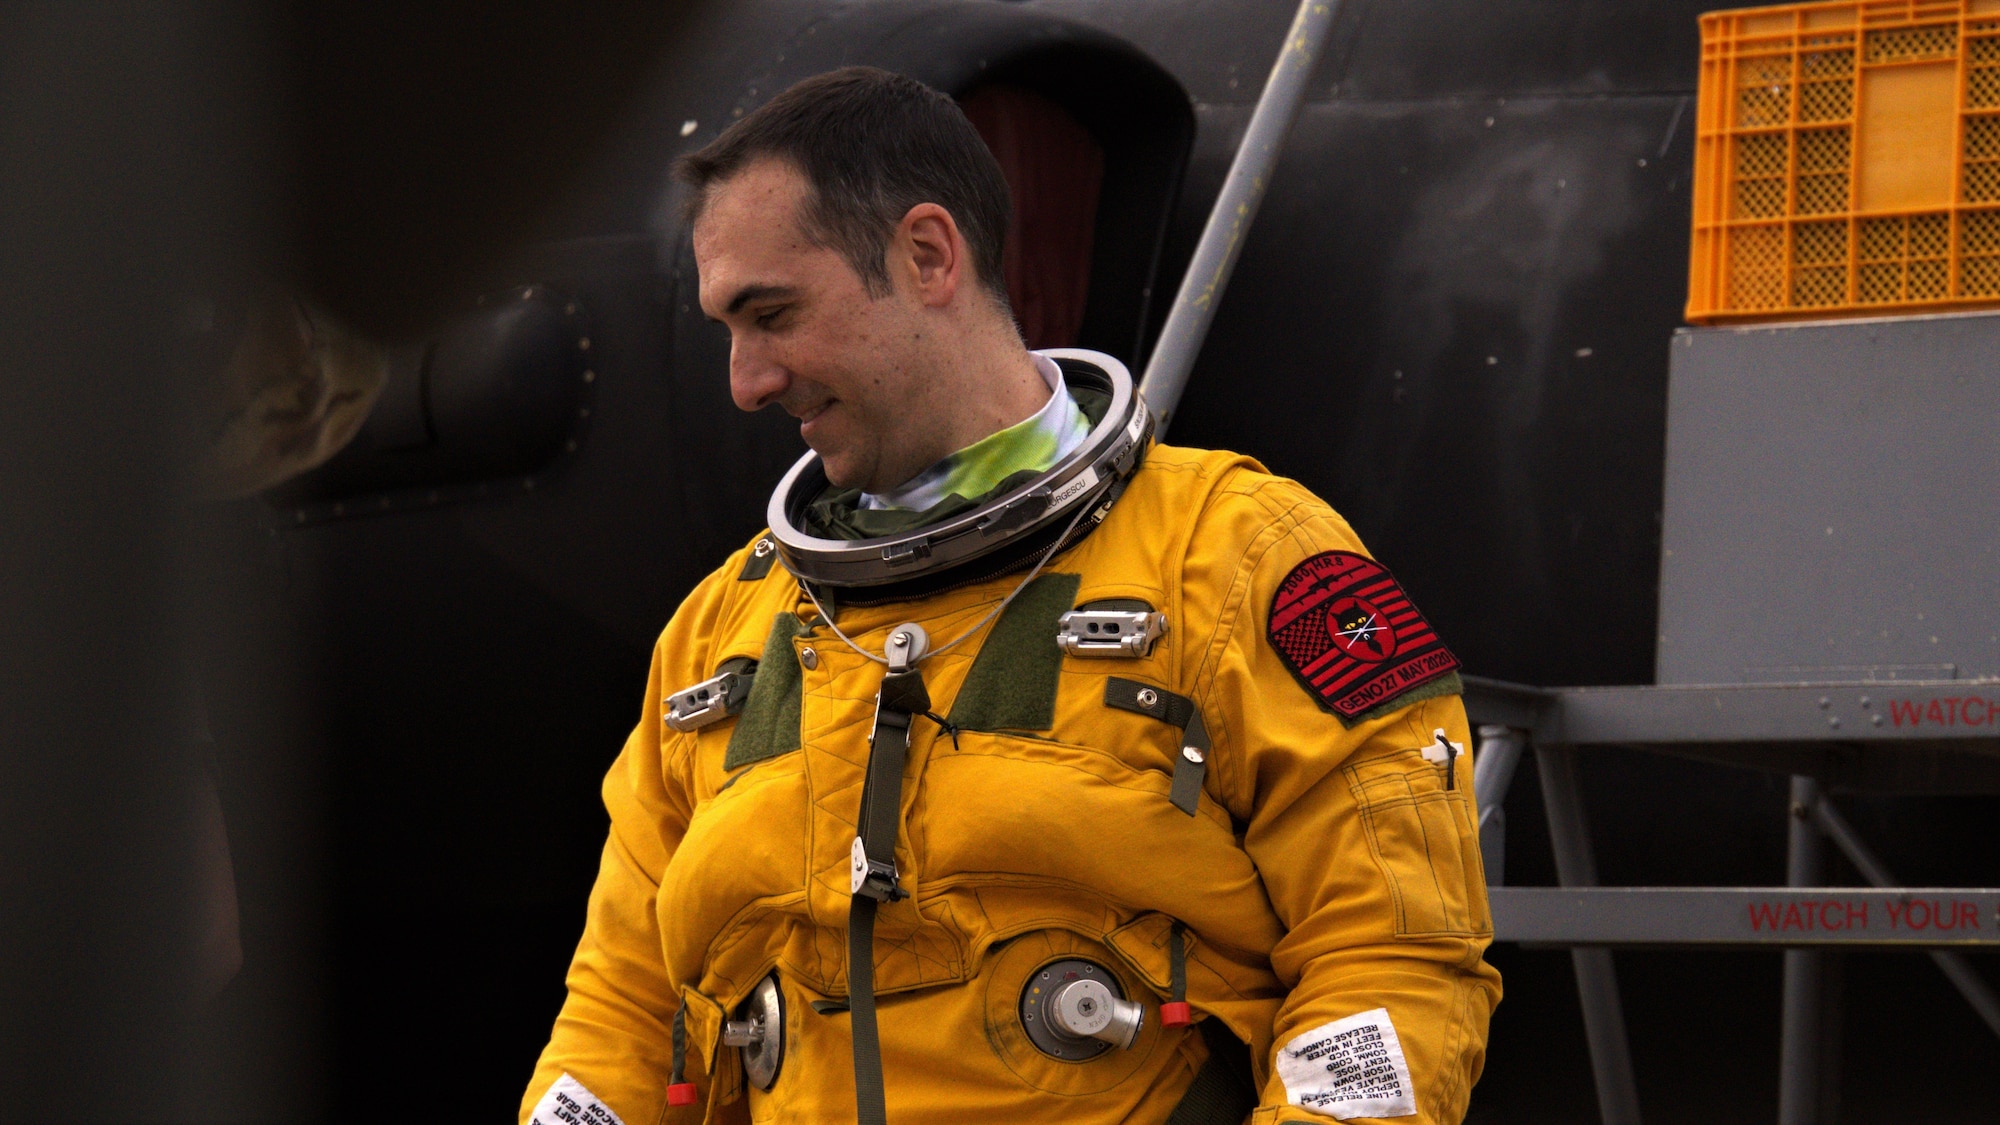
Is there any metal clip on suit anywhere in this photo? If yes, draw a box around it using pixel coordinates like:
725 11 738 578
663 657 756 732
1056 606 1167 658
848 837 904 903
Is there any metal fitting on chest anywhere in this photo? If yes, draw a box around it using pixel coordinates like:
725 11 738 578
1019 958 1146 1060
722 973 784 1091
664 659 755 732
1056 606 1167 658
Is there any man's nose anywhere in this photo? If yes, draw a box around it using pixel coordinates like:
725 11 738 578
728 337 789 413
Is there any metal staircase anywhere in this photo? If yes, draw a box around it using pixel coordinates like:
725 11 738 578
1465 312 2000 1124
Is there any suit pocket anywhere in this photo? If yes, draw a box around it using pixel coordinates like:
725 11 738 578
1343 748 1490 938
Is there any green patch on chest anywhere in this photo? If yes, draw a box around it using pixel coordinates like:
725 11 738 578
945 572 1081 733
724 612 809 770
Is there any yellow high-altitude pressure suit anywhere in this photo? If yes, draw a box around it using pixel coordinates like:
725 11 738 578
522 443 1500 1125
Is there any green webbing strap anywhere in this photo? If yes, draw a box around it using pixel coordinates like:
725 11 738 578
848 897 886 1125
670 1005 687 1085
857 671 928 877
1171 713 1211 816
1104 678 1209 816
1169 921 1188 1005
1103 676 1196 726
847 666 929 1125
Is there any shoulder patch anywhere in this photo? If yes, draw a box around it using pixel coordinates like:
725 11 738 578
1267 551 1460 723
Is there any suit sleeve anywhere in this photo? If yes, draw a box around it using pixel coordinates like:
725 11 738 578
1183 475 1502 1125
518 558 745 1125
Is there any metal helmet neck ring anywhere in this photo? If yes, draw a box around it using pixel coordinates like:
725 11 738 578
766 348 1151 597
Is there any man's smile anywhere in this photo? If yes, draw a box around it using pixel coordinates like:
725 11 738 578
796 398 840 446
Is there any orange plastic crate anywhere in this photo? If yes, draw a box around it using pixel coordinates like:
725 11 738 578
1689 0 2000 322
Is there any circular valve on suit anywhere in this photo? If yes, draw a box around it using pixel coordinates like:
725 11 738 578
724 972 785 1091
1018 958 1145 1060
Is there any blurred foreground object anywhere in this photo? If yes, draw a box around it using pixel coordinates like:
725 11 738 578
202 294 387 498
0 2 699 1121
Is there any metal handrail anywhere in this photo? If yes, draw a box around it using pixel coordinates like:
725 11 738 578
1138 0 1342 437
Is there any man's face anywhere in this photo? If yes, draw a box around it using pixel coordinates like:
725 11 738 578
694 158 926 491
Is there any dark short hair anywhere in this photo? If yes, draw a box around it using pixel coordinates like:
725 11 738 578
677 66 1011 301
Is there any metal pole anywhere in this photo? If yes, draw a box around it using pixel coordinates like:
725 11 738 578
1810 796 2000 1039
1138 0 1342 436
1779 776 1827 1125
1474 726 1526 886
1473 726 1526 817
1535 746 1643 1125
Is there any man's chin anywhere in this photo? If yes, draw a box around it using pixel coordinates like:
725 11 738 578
814 450 867 491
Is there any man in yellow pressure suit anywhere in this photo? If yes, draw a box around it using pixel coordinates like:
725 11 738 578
522 66 1500 1125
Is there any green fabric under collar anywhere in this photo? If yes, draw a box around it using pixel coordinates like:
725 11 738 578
799 382 1111 541
860 355 1090 513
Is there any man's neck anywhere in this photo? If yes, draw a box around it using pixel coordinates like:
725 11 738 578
868 323 1049 492
860 352 1086 512
933 344 1051 452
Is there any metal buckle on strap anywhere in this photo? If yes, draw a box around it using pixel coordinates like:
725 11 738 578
849 836 904 901
664 665 753 732
1057 609 1168 657
849 624 928 903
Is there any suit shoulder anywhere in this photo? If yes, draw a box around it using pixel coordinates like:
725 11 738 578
1138 443 1358 549
651 529 788 651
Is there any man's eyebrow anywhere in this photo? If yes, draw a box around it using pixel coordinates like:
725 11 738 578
725 283 799 315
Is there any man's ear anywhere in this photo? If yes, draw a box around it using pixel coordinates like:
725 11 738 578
897 202 962 309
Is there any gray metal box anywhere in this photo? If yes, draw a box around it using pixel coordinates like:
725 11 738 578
1656 313 2000 686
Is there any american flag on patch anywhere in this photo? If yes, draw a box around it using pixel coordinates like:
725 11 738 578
1267 550 1460 721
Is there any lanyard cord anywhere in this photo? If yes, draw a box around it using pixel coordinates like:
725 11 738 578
797 496 1096 668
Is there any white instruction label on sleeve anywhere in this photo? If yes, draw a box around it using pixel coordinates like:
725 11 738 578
528 1072 628 1125
1275 1007 1418 1119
